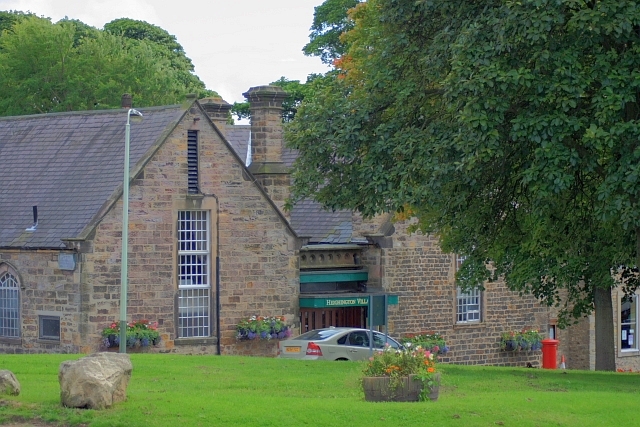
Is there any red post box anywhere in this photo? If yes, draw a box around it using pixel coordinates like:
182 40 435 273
541 339 559 369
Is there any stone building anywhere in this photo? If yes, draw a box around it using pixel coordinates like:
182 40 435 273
0 86 614 368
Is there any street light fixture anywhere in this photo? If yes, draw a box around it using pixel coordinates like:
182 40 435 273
120 108 143 353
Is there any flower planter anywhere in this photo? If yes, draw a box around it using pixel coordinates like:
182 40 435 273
500 330 543 352
504 340 518 351
101 320 161 350
363 373 440 402
102 333 160 351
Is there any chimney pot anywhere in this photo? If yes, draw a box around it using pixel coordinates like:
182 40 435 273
200 97 232 133
121 93 132 109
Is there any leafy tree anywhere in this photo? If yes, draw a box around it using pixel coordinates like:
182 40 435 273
57 17 101 46
302 0 361 64
104 18 215 98
0 10 36 36
0 15 211 116
286 0 640 371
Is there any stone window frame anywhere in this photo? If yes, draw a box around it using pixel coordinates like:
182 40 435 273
618 290 640 357
38 312 61 342
0 262 21 342
177 210 211 338
454 255 483 325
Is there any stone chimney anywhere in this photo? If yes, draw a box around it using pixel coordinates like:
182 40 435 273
200 97 232 136
121 93 132 109
243 85 290 216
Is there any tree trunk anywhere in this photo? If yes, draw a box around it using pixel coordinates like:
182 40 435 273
594 285 616 371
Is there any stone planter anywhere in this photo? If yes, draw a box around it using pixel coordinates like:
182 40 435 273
362 373 440 402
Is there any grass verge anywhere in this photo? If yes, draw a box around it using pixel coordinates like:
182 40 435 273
0 354 637 427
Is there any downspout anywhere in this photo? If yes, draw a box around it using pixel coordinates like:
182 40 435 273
216 252 221 355
215 196 221 355
203 193 222 355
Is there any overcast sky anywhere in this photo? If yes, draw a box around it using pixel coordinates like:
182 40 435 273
0 0 331 105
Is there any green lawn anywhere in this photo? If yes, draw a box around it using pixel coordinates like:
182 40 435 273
0 354 637 427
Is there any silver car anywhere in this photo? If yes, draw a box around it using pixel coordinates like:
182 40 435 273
277 327 403 361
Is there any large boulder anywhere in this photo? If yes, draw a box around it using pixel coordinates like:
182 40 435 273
0 370 20 395
59 352 133 409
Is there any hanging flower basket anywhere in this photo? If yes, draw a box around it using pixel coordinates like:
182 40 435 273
236 315 292 340
500 329 543 352
101 320 161 349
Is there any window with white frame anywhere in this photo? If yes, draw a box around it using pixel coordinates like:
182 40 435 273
455 255 481 323
177 210 210 338
0 271 20 338
620 295 638 351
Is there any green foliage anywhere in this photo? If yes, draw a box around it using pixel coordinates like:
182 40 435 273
231 75 321 122
101 319 160 348
500 330 543 352
362 345 439 400
399 332 449 356
287 0 640 369
0 10 37 36
0 14 214 116
303 0 361 64
104 18 215 98
104 18 184 54
236 315 292 340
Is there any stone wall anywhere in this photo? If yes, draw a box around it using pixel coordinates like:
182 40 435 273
362 219 550 367
0 253 81 353
81 104 299 354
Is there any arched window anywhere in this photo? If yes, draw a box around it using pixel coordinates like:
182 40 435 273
0 271 20 338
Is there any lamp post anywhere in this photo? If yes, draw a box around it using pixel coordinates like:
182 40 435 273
120 108 143 353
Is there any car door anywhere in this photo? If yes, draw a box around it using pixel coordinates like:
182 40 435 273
372 332 401 349
341 330 373 361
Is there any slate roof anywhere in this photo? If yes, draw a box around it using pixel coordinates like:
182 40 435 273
0 106 186 248
225 125 250 166
289 199 354 244
222 126 356 244
0 104 357 249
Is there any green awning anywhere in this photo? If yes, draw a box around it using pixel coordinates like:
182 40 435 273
299 294 399 308
300 269 368 284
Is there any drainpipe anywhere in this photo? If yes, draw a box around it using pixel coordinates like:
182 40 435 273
202 193 222 355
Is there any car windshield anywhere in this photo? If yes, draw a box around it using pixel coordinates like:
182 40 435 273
292 329 343 341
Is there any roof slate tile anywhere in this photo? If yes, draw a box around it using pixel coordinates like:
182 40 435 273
0 106 185 248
